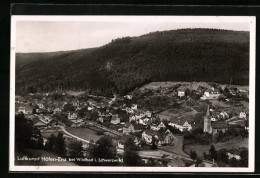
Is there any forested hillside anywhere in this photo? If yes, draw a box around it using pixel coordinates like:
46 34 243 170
16 29 249 97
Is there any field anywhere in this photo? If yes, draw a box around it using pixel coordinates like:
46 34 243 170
158 106 198 122
184 138 248 157
139 81 212 91
66 128 102 142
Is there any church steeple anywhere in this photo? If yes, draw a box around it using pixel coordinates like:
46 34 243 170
203 104 212 133
206 104 210 117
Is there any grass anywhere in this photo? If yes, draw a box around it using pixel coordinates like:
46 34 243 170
66 128 102 142
184 138 248 157
158 105 198 122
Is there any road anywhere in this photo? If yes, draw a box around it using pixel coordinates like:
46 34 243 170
158 134 191 160
61 127 90 144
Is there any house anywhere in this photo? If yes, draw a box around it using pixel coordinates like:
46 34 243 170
72 99 80 107
129 115 137 123
204 105 228 135
211 121 228 135
227 149 241 160
165 129 174 145
34 119 47 128
142 130 166 146
123 122 144 134
145 111 152 118
17 106 32 114
88 106 95 111
124 95 133 100
177 85 186 97
139 118 151 125
201 87 220 100
150 122 166 131
167 156 185 167
117 134 140 150
125 107 134 114
37 103 45 109
98 117 104 123
53 107 62 114
168 118 192 132
177 91 185 97
34 116 52 129
227 152 241 160
239 112 247 119
68 112 77 120
219 111 229 119
111 114 120 124
131 104 138 110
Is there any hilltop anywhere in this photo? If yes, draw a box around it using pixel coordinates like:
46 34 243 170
16 28 249 97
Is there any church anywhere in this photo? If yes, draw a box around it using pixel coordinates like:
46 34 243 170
204 105 228 135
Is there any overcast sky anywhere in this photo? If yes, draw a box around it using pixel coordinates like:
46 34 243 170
14 16 252 53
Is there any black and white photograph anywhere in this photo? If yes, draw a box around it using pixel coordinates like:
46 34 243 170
9 16 255 172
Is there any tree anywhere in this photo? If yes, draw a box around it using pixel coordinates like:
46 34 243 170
190 150 197 160
45 134 56 152
123 149 142 166
55 133 66 157
88 136 118 166
45 133 66 157
217 149 228 164
151 136 158 150
68 139 84 158
185 88 191 96
196 157 203 167
229 158 239 167
239 149 248 167
15 113 43 149
90 110 99 121
124 137 137 151
63 103 75 112
209 144 218 161
146 158 156 166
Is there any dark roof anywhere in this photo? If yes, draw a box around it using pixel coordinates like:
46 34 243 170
132 123 145 130
170 117 191 126
124 122 132 128
211 121 228 129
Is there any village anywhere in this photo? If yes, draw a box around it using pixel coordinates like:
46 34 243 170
15 81 249 167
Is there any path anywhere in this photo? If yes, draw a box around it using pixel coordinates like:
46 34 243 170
61 127 90 144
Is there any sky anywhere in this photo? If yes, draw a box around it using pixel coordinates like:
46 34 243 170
14 16 252 53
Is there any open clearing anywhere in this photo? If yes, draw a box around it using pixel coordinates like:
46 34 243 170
184 138 248 157
158 106 198 122
139 81 213 91
66 128 102 142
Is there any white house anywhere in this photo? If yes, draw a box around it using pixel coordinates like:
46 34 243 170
131 104 138 110
168 119 192 131
145 111 152 118
227 152 241 160
239 112 247 119
124 95 133 100
177 91 185 97
68 112 77 120
151 122 166 131
111 115 120 124
201 87 220 100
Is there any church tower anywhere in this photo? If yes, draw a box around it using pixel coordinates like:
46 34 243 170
203 105 212 133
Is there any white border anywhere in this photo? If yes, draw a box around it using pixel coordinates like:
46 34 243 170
9 16 256 172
